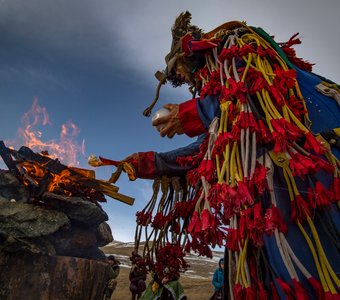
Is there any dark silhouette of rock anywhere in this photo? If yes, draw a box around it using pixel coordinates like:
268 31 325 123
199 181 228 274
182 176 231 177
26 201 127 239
48 225 109 260
0 199 69 239
0 170 29 202
96 222 114 247
0 252 111 300
42 192 108 227
1 235 56 256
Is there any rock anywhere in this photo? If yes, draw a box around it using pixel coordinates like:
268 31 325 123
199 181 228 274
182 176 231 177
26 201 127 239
0 170 30 202
0 199 69 239
96 222 113 247
0 252 111 300
49 226 98 258
2 235 56 256
42 192 108 227
46 223 111 260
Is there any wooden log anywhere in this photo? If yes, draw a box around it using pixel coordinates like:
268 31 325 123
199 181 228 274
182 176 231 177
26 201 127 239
108 191 135 206
0 252 110 300
0 141 18 174
69 166 96 179
0 143 134 205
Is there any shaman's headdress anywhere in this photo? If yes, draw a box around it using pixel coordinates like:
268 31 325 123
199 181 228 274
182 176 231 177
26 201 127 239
143 11 204 117
164 11 203 78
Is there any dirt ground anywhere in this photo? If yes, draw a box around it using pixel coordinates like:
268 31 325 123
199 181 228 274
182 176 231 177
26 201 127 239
109 267 214 300
101 244 217 300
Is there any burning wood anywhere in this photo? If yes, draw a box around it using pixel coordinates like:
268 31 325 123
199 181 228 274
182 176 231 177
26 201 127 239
0 141 134 205
0 100 131 300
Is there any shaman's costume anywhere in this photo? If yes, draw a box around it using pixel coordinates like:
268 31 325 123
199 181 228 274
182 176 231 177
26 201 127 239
93 12 340 300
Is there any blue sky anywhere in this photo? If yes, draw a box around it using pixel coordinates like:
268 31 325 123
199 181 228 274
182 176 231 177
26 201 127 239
0 0 339 242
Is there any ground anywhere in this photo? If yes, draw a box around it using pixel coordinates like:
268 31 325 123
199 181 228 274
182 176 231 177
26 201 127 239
101 242 222 300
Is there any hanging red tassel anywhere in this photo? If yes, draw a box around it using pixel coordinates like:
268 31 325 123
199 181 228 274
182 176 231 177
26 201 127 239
226 228 239 251
238 111 248 129
258 282 269 300
200 208 211 231
290 194 311 222
238 208 248 241
271 119 288 153
239 43 255 57
236 180 254 206
325 292 340 300
213 132 230 156
271 281 281 300
230 120 242 141
308 277 325 300
308 154 335 174
331 177 340 202
304 132 327 155
290 151 318 175
252 162 268 195
276 278 295 300
136 210 152 226
245 286 256 300
198 159 207 177
287 95 307 120
315 181 333 207
220 85 233 102
248 112 259 133
248 69 268 95
218 45 239 61
258 119 272 143
280 33 314 72
273 65 297 96
269 85 284 106
208 183 225 209
264 206 288 234
205 159 215 183
233 283 244 300
289 157 308 178
188 211 201 233
281 33 301 48
187 168 201 186
252 202 265 246
292 279 310 300
151 212 168 230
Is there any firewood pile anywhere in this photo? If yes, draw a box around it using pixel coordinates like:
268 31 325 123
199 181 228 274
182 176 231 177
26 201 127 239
0 140 135 258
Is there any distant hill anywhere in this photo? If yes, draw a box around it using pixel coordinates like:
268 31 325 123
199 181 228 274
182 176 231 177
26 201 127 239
101 241 224 299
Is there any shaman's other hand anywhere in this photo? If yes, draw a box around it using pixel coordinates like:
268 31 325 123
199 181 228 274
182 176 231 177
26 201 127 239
152 104 183 138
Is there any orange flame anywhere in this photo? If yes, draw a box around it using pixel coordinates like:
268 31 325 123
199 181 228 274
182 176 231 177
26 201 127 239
6 97 85 166
48 169 73 196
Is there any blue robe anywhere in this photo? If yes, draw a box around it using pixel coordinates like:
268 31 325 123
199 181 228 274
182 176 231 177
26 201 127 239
153 68 340 299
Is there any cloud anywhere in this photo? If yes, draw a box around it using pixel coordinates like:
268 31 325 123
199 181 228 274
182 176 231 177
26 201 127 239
0 1 118 71
1 0 339 86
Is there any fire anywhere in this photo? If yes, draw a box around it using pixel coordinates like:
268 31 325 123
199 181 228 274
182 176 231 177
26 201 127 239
6 97 85 166
21 161 47 179
0 142 134 205
0 98 135 205
48 169 73 196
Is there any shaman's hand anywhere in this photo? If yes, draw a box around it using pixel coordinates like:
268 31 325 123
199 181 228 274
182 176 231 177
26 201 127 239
152 104 183 138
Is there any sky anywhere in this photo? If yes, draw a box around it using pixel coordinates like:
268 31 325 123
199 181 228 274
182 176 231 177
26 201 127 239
0 0 339 242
